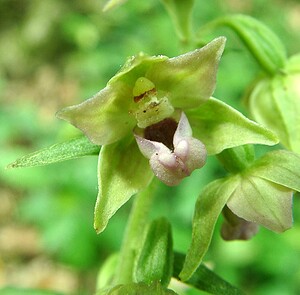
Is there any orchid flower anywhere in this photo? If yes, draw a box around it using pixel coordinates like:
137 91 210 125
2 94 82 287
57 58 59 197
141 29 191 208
56 37 278 233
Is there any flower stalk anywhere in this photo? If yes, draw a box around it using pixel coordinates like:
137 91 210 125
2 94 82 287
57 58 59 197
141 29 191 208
113 178 159 284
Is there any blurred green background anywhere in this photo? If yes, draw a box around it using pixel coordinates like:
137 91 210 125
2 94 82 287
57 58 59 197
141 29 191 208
1 0 300 294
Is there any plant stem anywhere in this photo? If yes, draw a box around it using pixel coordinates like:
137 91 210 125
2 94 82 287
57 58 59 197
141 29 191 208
217 145 255 174
113 178 159 284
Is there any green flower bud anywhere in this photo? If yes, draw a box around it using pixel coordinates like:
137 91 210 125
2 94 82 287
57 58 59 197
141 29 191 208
246 54 300 153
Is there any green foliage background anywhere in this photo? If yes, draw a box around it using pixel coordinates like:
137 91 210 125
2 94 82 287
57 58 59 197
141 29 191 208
1 0 300 294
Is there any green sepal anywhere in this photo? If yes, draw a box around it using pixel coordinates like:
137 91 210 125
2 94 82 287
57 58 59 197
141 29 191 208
179 177 240 281
135 217 173 287
147 38 226 109
205 14 287 74
94 135 153 234
160 0 195 41
186 97 279 155
7 136 100 169
246 150 300 192
56 84 136 146
173 252 243 295
227 175 293 233
100 282 177 295
228 149 299 232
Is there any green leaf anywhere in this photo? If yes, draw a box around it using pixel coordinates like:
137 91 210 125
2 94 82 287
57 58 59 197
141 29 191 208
173 252 243 295
160 0 194 41
227 176 293 232
186 98 279 155
207 14 287 74
135 217 173 287
94 135 153 234
7 136 100 168
179 177 240 281
247 150 300 192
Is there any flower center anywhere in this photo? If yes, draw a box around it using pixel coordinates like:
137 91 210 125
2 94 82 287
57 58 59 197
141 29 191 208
132 77 174 128
144 118 178 150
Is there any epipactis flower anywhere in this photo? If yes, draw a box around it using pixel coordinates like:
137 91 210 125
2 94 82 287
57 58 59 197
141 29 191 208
56 37 279 233
57 37 226 187
179 149 300 281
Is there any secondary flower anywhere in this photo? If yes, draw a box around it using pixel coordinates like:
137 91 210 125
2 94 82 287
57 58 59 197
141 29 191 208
179 149 300 281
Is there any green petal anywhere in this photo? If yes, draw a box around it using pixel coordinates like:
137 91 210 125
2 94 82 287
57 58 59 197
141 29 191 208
227 176 293 233
7 136 100 168
146 37 226 109
186 97 279 155
179 176 239 281
94 135 153 234
57 85 135 145
247 150 300 192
